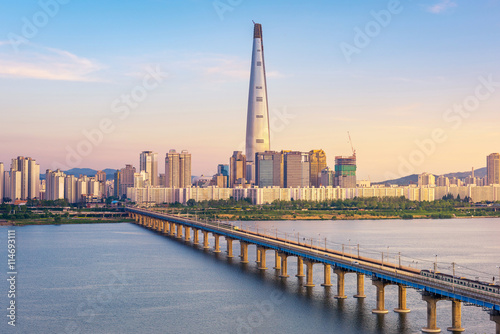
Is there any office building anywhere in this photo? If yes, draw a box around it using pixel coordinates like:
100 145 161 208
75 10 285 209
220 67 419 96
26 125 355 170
487 153 500 185
309 150 327 188
255 151 284 187
245 23 270 182
283 151 310 188
119 165 136 197
334 155 356 188
320 167 334 187
140 151 159 186
230 151 247 187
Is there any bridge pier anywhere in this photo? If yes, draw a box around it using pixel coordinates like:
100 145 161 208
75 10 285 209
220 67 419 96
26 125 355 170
334 268 347 298
354 273 366 298
372 280 389 314
490 311 500 334
279 253 289 278
162 221 168 234
240 242 249 264
193 229 199 245
257 247 267 270
169 223 175 237
394 284 411 313
296 256 305 277
213 234 221 253
304 260 315 287
446 300 464 332
184 226 190 242
421 293 445 333
202 231 210 249
226 238 234 258
273 250 281 270
321 264 333 287
176 224 183 239
256 247 261 264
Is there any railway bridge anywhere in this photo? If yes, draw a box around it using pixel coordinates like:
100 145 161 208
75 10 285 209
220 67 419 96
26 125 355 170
126 207 500 333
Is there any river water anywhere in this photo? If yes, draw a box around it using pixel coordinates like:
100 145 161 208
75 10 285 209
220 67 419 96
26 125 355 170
0 218 498 333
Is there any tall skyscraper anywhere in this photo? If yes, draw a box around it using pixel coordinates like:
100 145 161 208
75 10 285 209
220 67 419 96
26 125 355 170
165 150 192 188
140 151 158 186
245 23 271 182
119 165 136 197
320 167 335 187
230 151 247 187
334 155 356 188
487 153 500 185
113 171 121 198
309 150 327 188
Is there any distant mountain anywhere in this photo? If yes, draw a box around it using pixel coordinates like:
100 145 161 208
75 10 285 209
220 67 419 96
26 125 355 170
376 167 486 186
40 168 118 180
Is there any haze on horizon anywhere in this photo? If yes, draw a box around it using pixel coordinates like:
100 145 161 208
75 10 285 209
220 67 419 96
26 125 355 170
1 0 499 181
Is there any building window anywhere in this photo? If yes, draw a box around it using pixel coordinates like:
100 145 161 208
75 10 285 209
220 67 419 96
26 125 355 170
256 86 262 89
256 61 262 66
256 115 263 118
256 97 263 102
256 139 264 143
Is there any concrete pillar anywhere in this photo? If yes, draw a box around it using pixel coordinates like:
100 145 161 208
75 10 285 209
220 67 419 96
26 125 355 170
176 224 182 239
490 311 500 334
257 247 267 270
256 247 261 264
296 256 305 277
394 284 411 313
273 250 281 270
371 280 389 314
422 293 444 333
214 234 221 253
193 229 199 245
304 260 315 287
169 223 175 237
240 242 249 264
447 300 464 332
279 253 289 278
226 238 233 258
203 231 210 249
321 264 333 287
354 273 366 298
334 268 347 298
163 221 168 234
184 226 190 242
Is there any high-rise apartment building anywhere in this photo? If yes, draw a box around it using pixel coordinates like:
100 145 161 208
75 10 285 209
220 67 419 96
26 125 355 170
119 165 136 197
283 151 310 188
0 163 3 202
64 175 78 204
217 164 230 188
140 151 159 186
436 175 450 187
113 171 121 198
165 150 192 188
255 151 284 187
334 155 356 188
45 169 66 201
309 150 327 188
418 172 436 187
3 171 10 201
230 151 247 187
245 23 271 182
10 157 40 200
487 153 500 185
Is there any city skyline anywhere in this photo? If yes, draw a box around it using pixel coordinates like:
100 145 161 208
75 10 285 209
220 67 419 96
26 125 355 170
1 1 500 180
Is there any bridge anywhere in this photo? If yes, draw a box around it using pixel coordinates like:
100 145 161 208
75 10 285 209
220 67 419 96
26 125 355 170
126 207 500 333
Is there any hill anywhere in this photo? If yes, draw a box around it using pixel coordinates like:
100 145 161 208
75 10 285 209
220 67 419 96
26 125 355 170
376 167 486 186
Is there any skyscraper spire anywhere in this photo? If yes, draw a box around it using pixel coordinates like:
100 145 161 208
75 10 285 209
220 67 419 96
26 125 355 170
245 22 270 178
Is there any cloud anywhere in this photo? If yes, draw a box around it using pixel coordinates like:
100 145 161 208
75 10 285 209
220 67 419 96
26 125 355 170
427 0 457 14
0 42 104 81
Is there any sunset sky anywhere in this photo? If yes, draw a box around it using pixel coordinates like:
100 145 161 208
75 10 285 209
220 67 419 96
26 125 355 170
1 0 500 181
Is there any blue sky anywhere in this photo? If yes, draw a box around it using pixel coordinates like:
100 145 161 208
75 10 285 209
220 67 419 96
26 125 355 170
1 0 500 180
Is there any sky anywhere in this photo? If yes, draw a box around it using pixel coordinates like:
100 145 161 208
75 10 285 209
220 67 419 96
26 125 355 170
1 0 499 181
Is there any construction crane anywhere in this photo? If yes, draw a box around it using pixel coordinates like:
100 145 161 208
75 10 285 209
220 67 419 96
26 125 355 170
347 131 356 157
